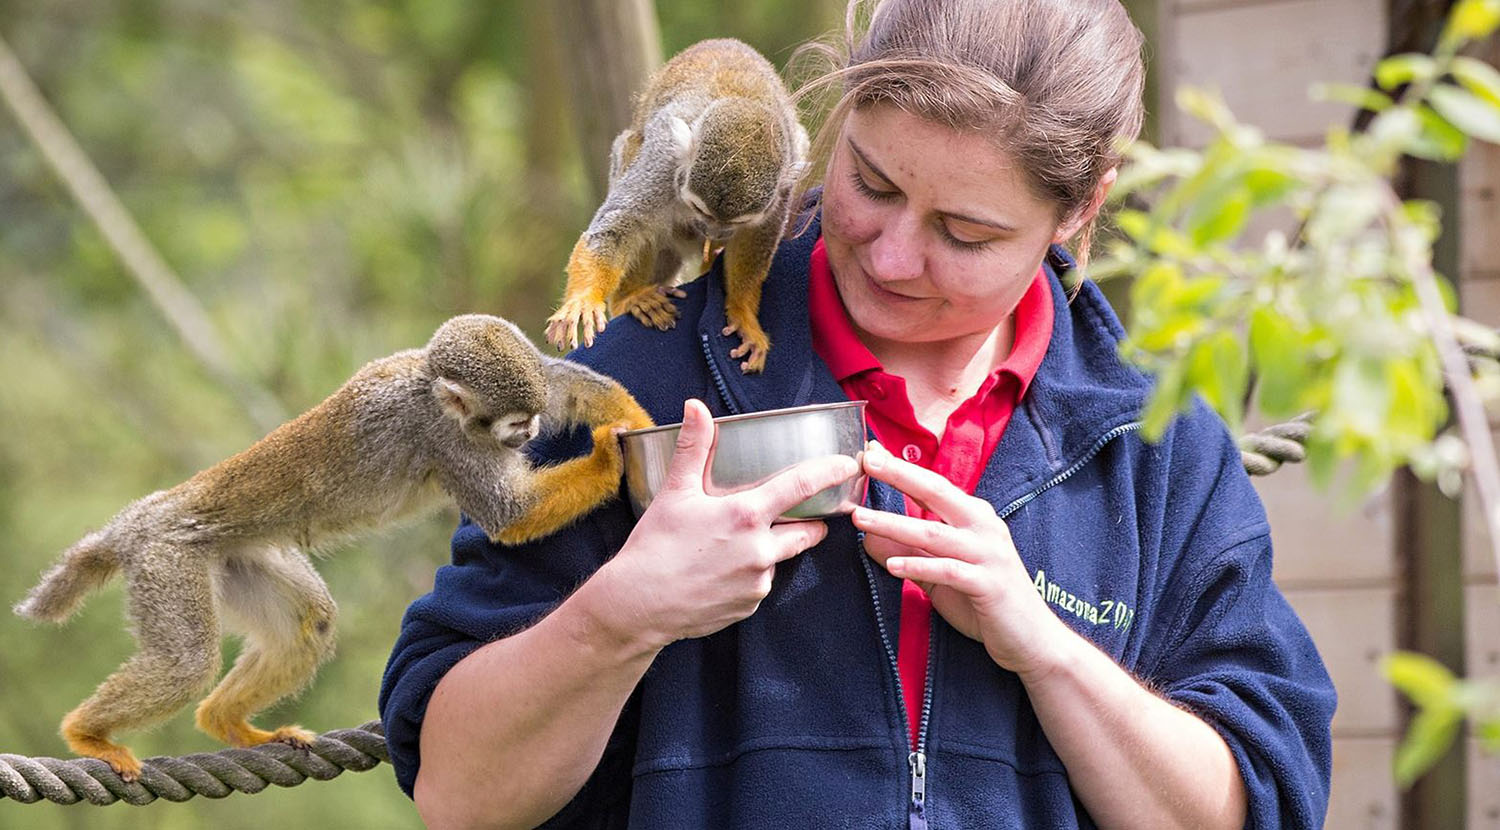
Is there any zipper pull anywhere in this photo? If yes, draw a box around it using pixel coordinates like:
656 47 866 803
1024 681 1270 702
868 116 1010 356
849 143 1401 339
908 750 928 830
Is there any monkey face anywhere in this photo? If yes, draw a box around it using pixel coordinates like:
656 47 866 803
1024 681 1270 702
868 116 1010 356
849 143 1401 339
472 411 541 449
676 183 767 242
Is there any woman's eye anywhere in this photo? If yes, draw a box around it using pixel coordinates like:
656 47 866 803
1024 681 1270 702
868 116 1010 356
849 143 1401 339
939 226 994 252
847 168 898 202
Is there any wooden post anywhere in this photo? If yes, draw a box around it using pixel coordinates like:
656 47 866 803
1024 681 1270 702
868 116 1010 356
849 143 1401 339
1389 2 1467 828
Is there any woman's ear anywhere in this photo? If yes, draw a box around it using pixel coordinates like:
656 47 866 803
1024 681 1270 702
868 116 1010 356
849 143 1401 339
1053 167 1118 244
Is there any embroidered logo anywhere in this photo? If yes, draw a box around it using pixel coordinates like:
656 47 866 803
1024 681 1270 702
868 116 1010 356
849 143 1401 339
1031 569 1135 632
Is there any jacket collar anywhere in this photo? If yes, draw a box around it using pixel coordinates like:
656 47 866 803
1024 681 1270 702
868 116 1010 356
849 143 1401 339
696 214 1151 504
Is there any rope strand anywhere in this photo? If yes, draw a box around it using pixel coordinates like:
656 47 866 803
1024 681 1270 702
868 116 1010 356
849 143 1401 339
0 722 388 806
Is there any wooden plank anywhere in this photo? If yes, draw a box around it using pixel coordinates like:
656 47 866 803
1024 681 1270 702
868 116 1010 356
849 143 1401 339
1329 737 1399 829
1256 463 1395 586
1469 738 1500 828
1284 588 1399 733
1165 0 1385 146
1463 447 1500 579
1466 583 1500 679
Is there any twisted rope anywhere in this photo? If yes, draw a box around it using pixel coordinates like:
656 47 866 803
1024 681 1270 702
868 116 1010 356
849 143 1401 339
0 721 388 805
1239 415 1314 476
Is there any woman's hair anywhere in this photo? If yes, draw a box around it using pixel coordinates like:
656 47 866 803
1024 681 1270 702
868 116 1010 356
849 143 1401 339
792 0 1146 266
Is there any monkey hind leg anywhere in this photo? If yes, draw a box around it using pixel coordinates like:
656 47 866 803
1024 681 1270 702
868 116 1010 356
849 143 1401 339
195 549 336 750
495 424 628 546
62 547 221 781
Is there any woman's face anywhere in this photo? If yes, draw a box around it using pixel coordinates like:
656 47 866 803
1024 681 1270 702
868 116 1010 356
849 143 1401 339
820 104 1091 347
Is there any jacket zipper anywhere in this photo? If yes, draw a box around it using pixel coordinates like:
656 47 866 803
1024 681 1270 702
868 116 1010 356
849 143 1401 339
997 422 1140 519
699 333 738 415
859 420 1140 829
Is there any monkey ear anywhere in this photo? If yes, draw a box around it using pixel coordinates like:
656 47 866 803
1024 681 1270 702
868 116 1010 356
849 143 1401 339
669 116 694 165
433 377 477 421
791 122 810 163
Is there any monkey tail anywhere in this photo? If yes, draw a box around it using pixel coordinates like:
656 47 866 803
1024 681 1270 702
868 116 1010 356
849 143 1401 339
14 531 122 623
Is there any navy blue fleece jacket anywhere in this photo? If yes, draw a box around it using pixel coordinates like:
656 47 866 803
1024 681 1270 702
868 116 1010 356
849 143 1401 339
379 217 1336 828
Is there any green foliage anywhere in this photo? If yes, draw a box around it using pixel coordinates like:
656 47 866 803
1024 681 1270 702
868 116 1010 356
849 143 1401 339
1383 652 1500 787
1094 5 1500 496
1094 0 1500 787
0 0 837 825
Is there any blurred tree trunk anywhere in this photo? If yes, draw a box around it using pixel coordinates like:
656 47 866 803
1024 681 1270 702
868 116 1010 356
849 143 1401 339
546 0 663 204
506 0 582 330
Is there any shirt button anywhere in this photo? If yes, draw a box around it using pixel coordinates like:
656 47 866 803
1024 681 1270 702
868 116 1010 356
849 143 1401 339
902 444 922 463
871 385 887 400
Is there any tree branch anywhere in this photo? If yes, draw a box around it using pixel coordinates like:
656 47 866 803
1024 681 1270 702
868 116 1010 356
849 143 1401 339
0 29 286 433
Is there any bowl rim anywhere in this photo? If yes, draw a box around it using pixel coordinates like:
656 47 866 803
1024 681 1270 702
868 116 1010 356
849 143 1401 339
619 399 869 439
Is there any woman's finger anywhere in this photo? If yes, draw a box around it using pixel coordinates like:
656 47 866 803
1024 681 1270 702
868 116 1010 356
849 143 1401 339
744 453 861 521
858 528 924 565
851 506 989 564
767 520 830 562
863 442 991 527
662 399 717 493
884 555 988 597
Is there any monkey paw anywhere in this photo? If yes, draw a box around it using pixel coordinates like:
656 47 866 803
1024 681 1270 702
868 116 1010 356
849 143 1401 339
723 323 771 374
267 724 318 749
546 296 610 351
616 286 682 330
67 734 143 782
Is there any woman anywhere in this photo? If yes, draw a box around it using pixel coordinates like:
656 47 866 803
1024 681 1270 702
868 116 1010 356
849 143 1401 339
380 1 1336 827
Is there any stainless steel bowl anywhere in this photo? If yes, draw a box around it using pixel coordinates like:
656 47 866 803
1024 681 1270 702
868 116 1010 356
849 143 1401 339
620 401 868 520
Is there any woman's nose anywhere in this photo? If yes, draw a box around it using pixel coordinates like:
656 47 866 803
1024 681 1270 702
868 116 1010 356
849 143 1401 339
867 211 923 283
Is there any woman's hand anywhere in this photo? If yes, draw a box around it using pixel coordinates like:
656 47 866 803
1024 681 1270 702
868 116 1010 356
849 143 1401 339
852 441 1073 681
591 399 861 651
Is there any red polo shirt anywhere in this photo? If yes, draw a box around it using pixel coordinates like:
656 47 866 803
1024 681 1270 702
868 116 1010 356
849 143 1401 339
807 238 1053 749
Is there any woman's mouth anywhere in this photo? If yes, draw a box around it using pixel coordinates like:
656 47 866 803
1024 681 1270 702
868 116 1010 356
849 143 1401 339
864 271 923 302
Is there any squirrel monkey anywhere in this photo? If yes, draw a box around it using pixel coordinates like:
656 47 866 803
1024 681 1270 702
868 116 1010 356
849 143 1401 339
13 314 652 782
545 38 810 373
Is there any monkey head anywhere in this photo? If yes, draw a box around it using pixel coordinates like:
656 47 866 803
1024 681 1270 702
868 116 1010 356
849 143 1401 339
427 315 548 450
671 99 799 241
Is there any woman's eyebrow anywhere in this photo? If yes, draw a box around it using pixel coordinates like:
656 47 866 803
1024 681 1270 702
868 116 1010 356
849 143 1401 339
848 138 895 185
848 135 1017 232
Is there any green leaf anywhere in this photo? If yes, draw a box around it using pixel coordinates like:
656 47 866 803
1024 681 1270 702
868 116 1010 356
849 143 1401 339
1249 307 1311 416
1410 105 1471 161
1453 56 1500 108
1383 651 1457 707
1428 84 1500 144
1310 82 1394 112
1479 717 1500 752
1386 358 1445 445
1187 188 1251 247
1176 87 1235 133
1375 54 1438 90
1242 167 1301 209
1445 0 1500 46
1395 706 1463 788
1141 359 1189 441
1187 330 1249 431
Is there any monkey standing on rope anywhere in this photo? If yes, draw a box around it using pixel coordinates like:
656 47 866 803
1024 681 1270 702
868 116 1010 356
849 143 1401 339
545 38 810 373
13 314 653 782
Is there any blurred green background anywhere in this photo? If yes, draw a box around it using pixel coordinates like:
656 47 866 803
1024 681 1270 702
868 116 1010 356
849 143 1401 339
0 1 843 826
